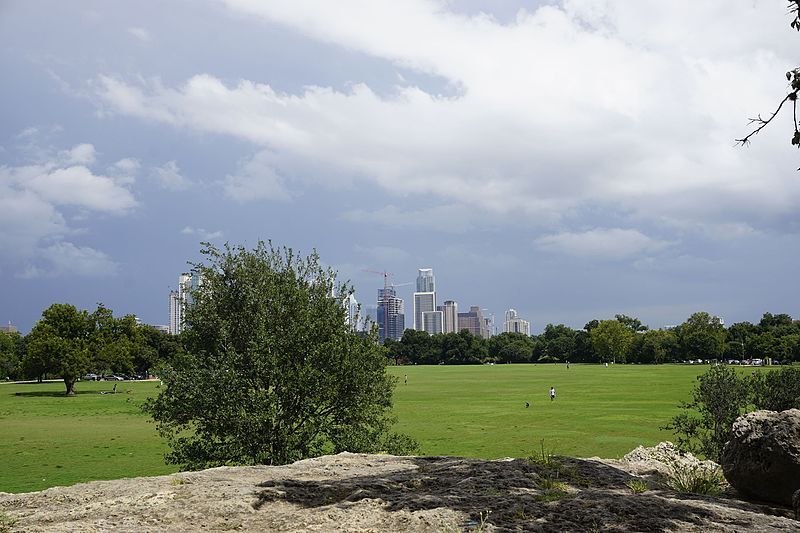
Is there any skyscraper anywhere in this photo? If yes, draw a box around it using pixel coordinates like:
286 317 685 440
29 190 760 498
413 268 442 334
416 268 435 292
458 306 491 339
438 300 458 333
376 287 405 342
342 293 360 330
504 308 531 335
168 272 198 335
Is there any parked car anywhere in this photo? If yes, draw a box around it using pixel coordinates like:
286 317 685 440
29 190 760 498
83 373 99 381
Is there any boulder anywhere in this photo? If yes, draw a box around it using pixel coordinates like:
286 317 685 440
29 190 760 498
721 409 800 506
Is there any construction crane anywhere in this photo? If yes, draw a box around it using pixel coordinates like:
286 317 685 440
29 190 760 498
362 269 393 341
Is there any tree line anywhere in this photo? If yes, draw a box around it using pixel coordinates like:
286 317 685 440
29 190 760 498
0 303 182 394
384 312 800 366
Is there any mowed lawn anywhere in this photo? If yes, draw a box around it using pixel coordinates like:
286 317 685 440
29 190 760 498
388 364 726 460
0 380 177 493
1 364 761 493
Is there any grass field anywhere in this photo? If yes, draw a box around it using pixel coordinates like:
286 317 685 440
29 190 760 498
0 380 177 493
0 364 762 493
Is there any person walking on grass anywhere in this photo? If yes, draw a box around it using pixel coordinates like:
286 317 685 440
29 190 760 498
550 386 555 401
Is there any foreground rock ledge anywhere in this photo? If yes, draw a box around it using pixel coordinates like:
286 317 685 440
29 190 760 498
1 451 797 532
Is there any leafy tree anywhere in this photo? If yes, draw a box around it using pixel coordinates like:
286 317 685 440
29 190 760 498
488 332 533 364
25 303 92 394
572 329 597 362
539 324 576 362
144 242 416 469
590 320 635 363
665 365 750 461
615 314 648 332
751 366 800 411
0 331 23 380
629 329 673 364
678 312 726 361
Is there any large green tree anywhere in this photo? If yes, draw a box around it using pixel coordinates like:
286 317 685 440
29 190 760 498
677 312 726 361
144 242 416 470
25 303 92 395
590 320 635 363
0 330 23 380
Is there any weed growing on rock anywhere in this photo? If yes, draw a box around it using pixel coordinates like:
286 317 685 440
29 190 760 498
668 463 724 495
526 439 557 467
626 479 648 494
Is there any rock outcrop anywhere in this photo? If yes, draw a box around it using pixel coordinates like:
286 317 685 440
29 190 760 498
721 409 800 506
620 441 719 479
1 448 797 532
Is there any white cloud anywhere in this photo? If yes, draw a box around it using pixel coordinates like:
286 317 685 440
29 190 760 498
0 144 137 276
60 143 96 165
127 27 151 43
534 228 673 260
181 226 224 240
153 160 191 191
109 158 140 185
112 157 140 174
93 1 800 239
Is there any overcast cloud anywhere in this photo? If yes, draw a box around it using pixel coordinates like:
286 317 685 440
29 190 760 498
1 0 798 332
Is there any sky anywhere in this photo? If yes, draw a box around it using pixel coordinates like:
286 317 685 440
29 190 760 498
1 0 799 334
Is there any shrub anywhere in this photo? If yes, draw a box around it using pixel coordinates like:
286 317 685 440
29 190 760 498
667 463 725 495
751 366 800 411
663 365 750 461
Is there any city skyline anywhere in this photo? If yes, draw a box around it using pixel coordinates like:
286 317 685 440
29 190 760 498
1 1 799 335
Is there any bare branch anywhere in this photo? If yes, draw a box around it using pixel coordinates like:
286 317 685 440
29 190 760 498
735 93 794 146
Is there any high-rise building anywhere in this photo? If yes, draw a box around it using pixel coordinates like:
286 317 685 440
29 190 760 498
416 268 435 292
504 308 531 335
413 292 435 331
168 272 198 335
342 293 360 330
0 323 18 334
458 306 491 339
438 300 458 333
413 268 442 334
377 287 405 342
423 310 444 335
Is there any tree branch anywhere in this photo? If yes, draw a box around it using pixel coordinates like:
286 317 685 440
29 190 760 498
735 93 794 146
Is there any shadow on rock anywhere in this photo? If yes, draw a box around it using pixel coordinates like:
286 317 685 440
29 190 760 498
251 456 774 531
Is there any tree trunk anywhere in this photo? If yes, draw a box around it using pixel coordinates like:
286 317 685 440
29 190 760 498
65 378 76 396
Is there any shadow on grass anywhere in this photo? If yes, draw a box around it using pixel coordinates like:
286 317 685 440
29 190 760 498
14 390 104 397
251 456 793 531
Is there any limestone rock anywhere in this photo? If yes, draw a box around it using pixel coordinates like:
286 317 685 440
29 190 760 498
721 409 800 506
620 441 718 478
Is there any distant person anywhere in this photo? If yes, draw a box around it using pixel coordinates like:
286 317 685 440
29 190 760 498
404 374 408 385
525 401 529 408
566 361 570 369
550 387 556 401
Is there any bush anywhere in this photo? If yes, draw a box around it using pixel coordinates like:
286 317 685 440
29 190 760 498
664 365 750 461
751 366 800 411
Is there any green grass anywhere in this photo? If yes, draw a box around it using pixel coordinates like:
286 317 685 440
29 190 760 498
387 364 762 460
0 380 177 493
0 364 765 493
